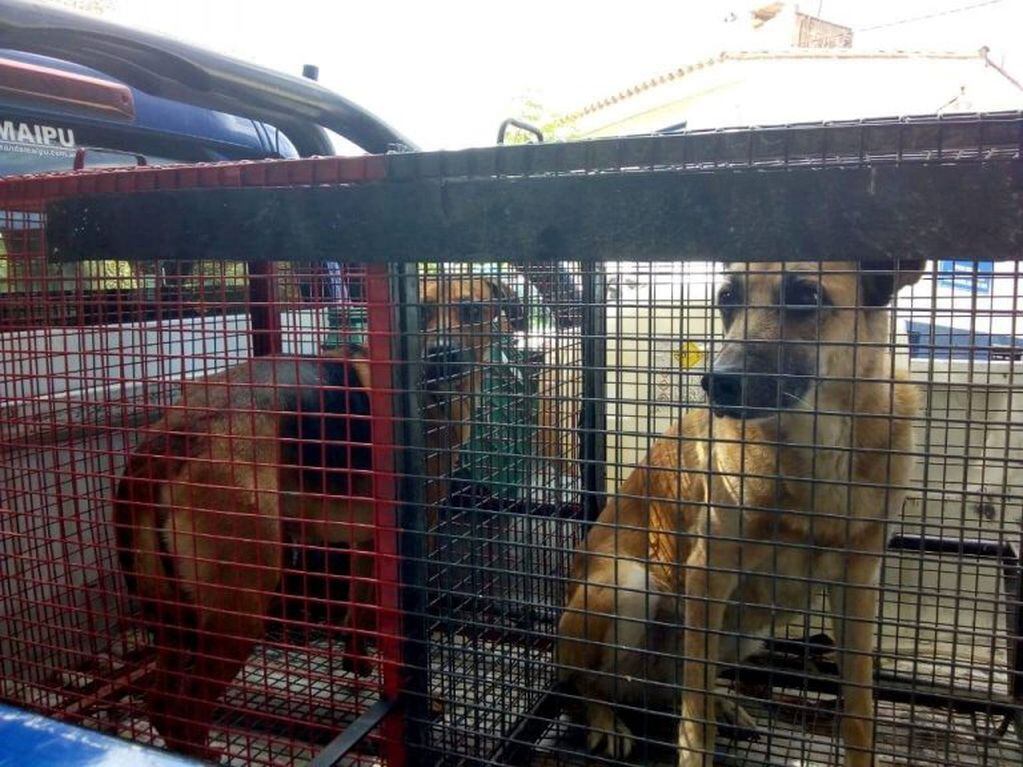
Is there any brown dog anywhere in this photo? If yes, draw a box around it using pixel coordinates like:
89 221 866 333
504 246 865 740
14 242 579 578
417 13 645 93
114 274 521 759
557 261 923 767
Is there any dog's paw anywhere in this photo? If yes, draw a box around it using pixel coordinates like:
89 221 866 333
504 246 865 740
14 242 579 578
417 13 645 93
676 749 713 767
715 694 760 741
341 651 374 678
973 492 1001 520
585 703 634 760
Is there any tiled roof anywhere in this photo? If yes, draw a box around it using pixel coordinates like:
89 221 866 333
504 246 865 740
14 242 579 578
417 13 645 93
561 49 994 126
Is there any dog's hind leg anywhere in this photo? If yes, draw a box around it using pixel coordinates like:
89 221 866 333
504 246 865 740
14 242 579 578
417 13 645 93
145 620 214 760
154 460 283 759
585 700 635 760
342 541 376 677
162 541 282 759
151 603 276 760
558 559 662 760
182 607 275 759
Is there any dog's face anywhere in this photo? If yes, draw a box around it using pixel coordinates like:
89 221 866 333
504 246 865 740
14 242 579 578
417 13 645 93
702 260 924 420
419 275 523 389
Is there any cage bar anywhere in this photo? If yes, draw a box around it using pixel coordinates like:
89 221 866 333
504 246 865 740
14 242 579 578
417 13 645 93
1 113 1022 767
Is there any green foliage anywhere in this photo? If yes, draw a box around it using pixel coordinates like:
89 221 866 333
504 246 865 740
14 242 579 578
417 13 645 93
41 0 114 14
502 92 581 145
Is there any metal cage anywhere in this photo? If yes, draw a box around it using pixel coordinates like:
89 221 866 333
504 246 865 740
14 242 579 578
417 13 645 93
1 113 1022 767
0 160 407 766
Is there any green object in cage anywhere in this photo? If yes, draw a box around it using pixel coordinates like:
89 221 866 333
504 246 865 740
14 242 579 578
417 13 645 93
455 334 538 502
321 305 368 349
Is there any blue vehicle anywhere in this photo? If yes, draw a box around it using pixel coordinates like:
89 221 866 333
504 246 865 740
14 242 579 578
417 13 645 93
0 0 412 172
0 0 414 305
0 47 303 175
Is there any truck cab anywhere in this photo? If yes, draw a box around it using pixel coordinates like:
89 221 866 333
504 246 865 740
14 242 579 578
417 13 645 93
0 0 582 504
0 48 302 176
0 0 412 300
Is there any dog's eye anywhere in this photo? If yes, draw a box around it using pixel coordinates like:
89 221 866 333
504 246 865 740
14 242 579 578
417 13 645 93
716 283 742 325
716 283 741 325
458 301 486 324
783 280 823 311
717 284 740 307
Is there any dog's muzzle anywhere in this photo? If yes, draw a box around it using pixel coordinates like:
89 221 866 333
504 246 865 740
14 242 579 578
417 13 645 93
423 343 475 389
701 370 807 420
702 371 768 420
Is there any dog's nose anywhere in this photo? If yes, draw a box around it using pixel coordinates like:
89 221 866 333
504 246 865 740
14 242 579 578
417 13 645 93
703 370 790 419
701 372 743 409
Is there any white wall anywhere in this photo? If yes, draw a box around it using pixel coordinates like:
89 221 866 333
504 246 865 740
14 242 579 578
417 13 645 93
577 54 1023 138
605 262 717 488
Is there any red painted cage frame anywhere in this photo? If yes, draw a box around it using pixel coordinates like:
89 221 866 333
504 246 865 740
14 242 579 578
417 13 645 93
0 155 410 766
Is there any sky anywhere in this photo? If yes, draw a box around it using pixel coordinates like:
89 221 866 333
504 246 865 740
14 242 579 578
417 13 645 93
62 0 1023 150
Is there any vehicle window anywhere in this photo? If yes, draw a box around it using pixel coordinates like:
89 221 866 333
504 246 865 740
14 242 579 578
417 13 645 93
0 147 181 175
1 124 263 316
0 138 75 175
324 128 367 157
0 118 182 176
0 219 349 330
899 259 1022 371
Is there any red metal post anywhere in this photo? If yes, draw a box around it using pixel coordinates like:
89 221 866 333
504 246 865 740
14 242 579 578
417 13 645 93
248 260 282 356
363 263 405 767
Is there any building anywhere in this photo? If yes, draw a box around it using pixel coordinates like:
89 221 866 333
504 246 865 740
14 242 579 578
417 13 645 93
563 2 1023 138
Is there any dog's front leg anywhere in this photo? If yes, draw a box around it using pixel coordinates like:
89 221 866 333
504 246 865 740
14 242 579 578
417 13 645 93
829 552 882 767
678 536 740 767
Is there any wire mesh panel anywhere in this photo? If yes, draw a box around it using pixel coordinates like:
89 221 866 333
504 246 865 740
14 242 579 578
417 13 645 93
3 115 1023 767
354 117 1018 767
0 163 405 766
404 262 587 764
395 259 1021 767
546 259 1023 767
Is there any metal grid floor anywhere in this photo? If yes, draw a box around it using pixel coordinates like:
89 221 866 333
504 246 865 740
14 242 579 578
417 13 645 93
8 628 1018 766
412 627 1021 767
532 687 1021 767
2 627 382 766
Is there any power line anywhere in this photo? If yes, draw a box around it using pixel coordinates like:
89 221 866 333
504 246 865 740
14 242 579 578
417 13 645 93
809 0 1006 49
857 0 1005 35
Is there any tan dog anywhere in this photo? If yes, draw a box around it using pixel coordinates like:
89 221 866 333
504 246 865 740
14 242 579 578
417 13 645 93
557 261 923 767
114 274 521 759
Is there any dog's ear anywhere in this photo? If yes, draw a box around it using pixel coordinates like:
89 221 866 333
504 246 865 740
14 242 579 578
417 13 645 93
484 277 527 332
860 259 927 307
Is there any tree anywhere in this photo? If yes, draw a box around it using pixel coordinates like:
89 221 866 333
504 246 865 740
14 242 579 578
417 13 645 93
501 92 581 145
41 0 114 15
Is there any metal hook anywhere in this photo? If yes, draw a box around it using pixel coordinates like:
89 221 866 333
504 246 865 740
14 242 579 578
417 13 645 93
496 118 543 145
